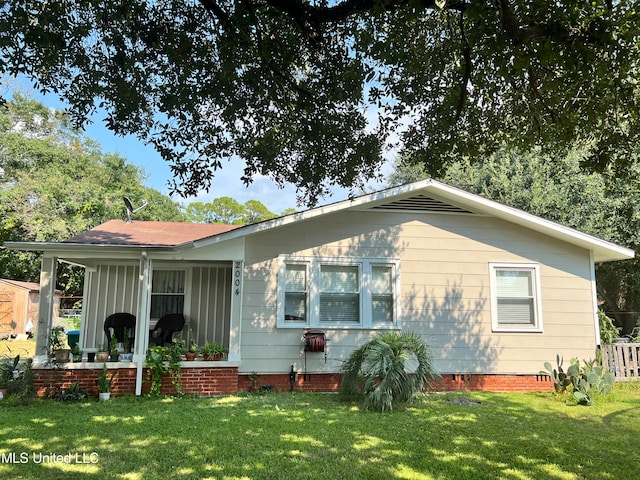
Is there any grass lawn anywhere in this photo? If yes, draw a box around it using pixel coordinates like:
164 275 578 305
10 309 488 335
0 383 638 480
0 338 36 358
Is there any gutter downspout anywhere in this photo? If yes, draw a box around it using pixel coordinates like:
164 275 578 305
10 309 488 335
135 253 152 396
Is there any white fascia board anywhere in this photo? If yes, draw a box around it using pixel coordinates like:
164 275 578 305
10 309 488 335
190 180 437 247
424 181 635 263
199 178 633 263
2 241 174 260
5 178 633 264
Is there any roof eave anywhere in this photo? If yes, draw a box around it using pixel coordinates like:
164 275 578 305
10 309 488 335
2 241 178 255
3 179 634 264
425 182 635 263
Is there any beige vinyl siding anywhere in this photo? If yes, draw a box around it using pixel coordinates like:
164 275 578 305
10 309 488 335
240 210 596 375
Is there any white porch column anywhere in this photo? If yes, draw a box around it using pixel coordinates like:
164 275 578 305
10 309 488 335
35 255 57 364
227 260 243 361
135 254 152 396
79 267 95 350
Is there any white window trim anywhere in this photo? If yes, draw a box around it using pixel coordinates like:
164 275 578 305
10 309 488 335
277 256 401 329
489 262 543 333
149 267 191 323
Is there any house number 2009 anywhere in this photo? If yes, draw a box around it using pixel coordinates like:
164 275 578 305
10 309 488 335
234 262 242 296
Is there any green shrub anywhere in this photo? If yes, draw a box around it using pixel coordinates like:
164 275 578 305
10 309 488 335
340 331 437 412
598 311 621 344
55 382 89 401
145 340 184 396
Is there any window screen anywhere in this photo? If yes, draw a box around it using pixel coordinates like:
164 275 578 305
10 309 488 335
319 264 360 323
284 263 308 323
495 269 535 326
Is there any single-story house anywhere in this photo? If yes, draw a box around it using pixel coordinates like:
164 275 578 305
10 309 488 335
3 179 635 396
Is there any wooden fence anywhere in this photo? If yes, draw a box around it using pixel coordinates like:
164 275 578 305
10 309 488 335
601 343 640 381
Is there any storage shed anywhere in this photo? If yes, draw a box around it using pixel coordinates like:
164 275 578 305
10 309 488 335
0 279 60 338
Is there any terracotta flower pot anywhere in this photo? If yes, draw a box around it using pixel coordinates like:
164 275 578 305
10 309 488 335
203 352 223 361
185 352 197 361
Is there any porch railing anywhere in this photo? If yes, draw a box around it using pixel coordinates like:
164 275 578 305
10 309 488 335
601 343 640 381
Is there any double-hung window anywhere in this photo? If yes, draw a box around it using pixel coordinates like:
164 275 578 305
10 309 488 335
150 270 186 319
319 264 360 324
489 263 543 332
371 265 394 325
284 263 308 323
279 257 399 329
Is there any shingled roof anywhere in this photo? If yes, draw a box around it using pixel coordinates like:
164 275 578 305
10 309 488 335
63 220 240 247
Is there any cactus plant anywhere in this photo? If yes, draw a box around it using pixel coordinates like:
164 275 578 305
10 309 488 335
540 355 572 394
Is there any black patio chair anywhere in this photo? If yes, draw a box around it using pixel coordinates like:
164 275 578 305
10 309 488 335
104 312 136 348
149 313 185 347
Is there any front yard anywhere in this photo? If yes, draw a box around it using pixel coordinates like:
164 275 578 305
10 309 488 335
1 383 639 479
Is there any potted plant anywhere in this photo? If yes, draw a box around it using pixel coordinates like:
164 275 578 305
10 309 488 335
70 344 83 362
201 341 226 361
185 337 198 361
120 327 133 362
109 336 119 362
48 326 71 363
96 363 116 401
95 342 110 363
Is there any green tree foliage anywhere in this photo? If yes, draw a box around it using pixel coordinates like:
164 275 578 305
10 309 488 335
341 331 436 412
1 1 638 205
0 94 186 293
242 199 277 224
184 197 277 224
390 146 640 334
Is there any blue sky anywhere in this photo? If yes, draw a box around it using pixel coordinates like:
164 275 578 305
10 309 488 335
11 78 390 214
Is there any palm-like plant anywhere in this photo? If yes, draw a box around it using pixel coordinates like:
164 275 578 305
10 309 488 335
340 331 437 412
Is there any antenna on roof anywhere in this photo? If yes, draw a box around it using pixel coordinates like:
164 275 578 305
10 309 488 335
123 196 148 223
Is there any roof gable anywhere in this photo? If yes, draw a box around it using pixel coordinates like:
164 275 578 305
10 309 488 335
203 179 633 263
0 279 41 291
4 179 634 263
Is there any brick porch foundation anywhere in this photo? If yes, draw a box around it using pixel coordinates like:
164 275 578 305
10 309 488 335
33 365 239 397
33 367 554 398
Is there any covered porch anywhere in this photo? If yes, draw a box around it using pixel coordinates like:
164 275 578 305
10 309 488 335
10 220 245 396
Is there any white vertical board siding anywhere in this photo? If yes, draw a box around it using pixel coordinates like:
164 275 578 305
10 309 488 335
85 264 139 349
84 263 233 350
241 210 596 375
190 265 232 349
